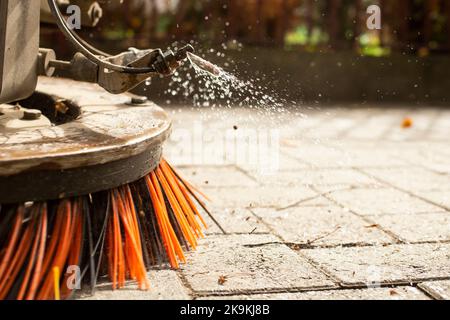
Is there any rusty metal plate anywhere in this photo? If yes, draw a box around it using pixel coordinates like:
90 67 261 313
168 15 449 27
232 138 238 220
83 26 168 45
0 77 171 203
0 76 171 175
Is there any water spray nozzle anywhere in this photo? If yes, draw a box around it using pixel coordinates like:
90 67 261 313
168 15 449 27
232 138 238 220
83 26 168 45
153 45 196 76
175 45 195 61
186 52 224 77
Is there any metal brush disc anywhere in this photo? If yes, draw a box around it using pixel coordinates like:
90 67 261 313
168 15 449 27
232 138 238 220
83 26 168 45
0 77 171 204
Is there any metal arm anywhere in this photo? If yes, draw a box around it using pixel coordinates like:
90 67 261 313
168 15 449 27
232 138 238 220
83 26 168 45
42 0 194 93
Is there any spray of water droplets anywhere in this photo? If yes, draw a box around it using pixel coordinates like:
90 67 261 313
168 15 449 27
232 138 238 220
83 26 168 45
162 47 297 123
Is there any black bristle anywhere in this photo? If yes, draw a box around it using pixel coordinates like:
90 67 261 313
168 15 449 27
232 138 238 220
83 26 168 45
135 179 167 266
163 191 189 251
129 184 152 268
5 205 39 300
0 205 17 246
84 196 97 295
93 193 110 282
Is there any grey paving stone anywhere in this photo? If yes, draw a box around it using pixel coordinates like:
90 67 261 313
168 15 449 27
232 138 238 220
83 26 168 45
200 210 224 235
373 212 450 243
386 111 440 142
200 286 430 300
420 160 450 176
419 280 450 300
428 115 450 140
337 148 408 167
79 270 190 300
239 153 311 173
252 206 393 246
290 195 335 207
362 167 450 192
417 191 450 210
303 243 450 286
320 187 444 216
181 234 336 294
282 144 355 168
165 150 226 167
250 168 379 187
203 186 319 209
427 142 450 158
345 114 403 140
302 117 360 139
395 148 450 175
177 166 258 188
285 143 409 168
206 207 270 234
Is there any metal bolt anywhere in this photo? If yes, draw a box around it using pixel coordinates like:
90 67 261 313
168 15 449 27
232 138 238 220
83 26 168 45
130 96 149 105
22 109 42 121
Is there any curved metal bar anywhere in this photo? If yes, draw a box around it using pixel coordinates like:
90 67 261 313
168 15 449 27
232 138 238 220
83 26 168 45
47 0 156 74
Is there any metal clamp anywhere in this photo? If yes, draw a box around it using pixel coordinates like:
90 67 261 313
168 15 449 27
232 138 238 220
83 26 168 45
41 45 194 94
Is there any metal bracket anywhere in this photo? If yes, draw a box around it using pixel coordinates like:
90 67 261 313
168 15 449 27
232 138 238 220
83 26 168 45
44 45 194 94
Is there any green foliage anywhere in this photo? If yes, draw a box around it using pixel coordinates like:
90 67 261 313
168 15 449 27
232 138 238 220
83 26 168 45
359 32 390 57
285 26 328 49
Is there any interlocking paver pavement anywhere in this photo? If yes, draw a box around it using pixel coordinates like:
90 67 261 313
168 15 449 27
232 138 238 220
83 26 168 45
199 286 430 300
180 234 336 294
202 185 319 209
250 168 378 187
205 207 270 234
252 206 394 246
415 191 450 210
373 212 450 243
177 166 258 188
362 167 450 192
85 106 450 300
319 187 445 216
302 243 450 286
79 270 191 300
419 281 450 300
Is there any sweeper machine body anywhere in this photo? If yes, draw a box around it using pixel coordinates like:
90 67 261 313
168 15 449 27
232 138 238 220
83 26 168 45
0 0 208 300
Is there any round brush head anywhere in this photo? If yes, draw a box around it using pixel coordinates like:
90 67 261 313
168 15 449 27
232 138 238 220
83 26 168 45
0 77 208 300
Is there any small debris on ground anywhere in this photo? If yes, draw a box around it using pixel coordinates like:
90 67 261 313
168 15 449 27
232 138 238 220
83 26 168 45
402 117 413 128
389 289 399 296
307 226 342 245
218 275 228 286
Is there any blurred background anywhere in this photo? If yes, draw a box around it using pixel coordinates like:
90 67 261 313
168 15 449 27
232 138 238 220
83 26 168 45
42 0 450 105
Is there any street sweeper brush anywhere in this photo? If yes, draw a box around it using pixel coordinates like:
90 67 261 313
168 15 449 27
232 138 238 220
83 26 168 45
0 77 209 300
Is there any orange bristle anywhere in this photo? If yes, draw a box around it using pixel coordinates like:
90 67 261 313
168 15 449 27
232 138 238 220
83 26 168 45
0 159 209 300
